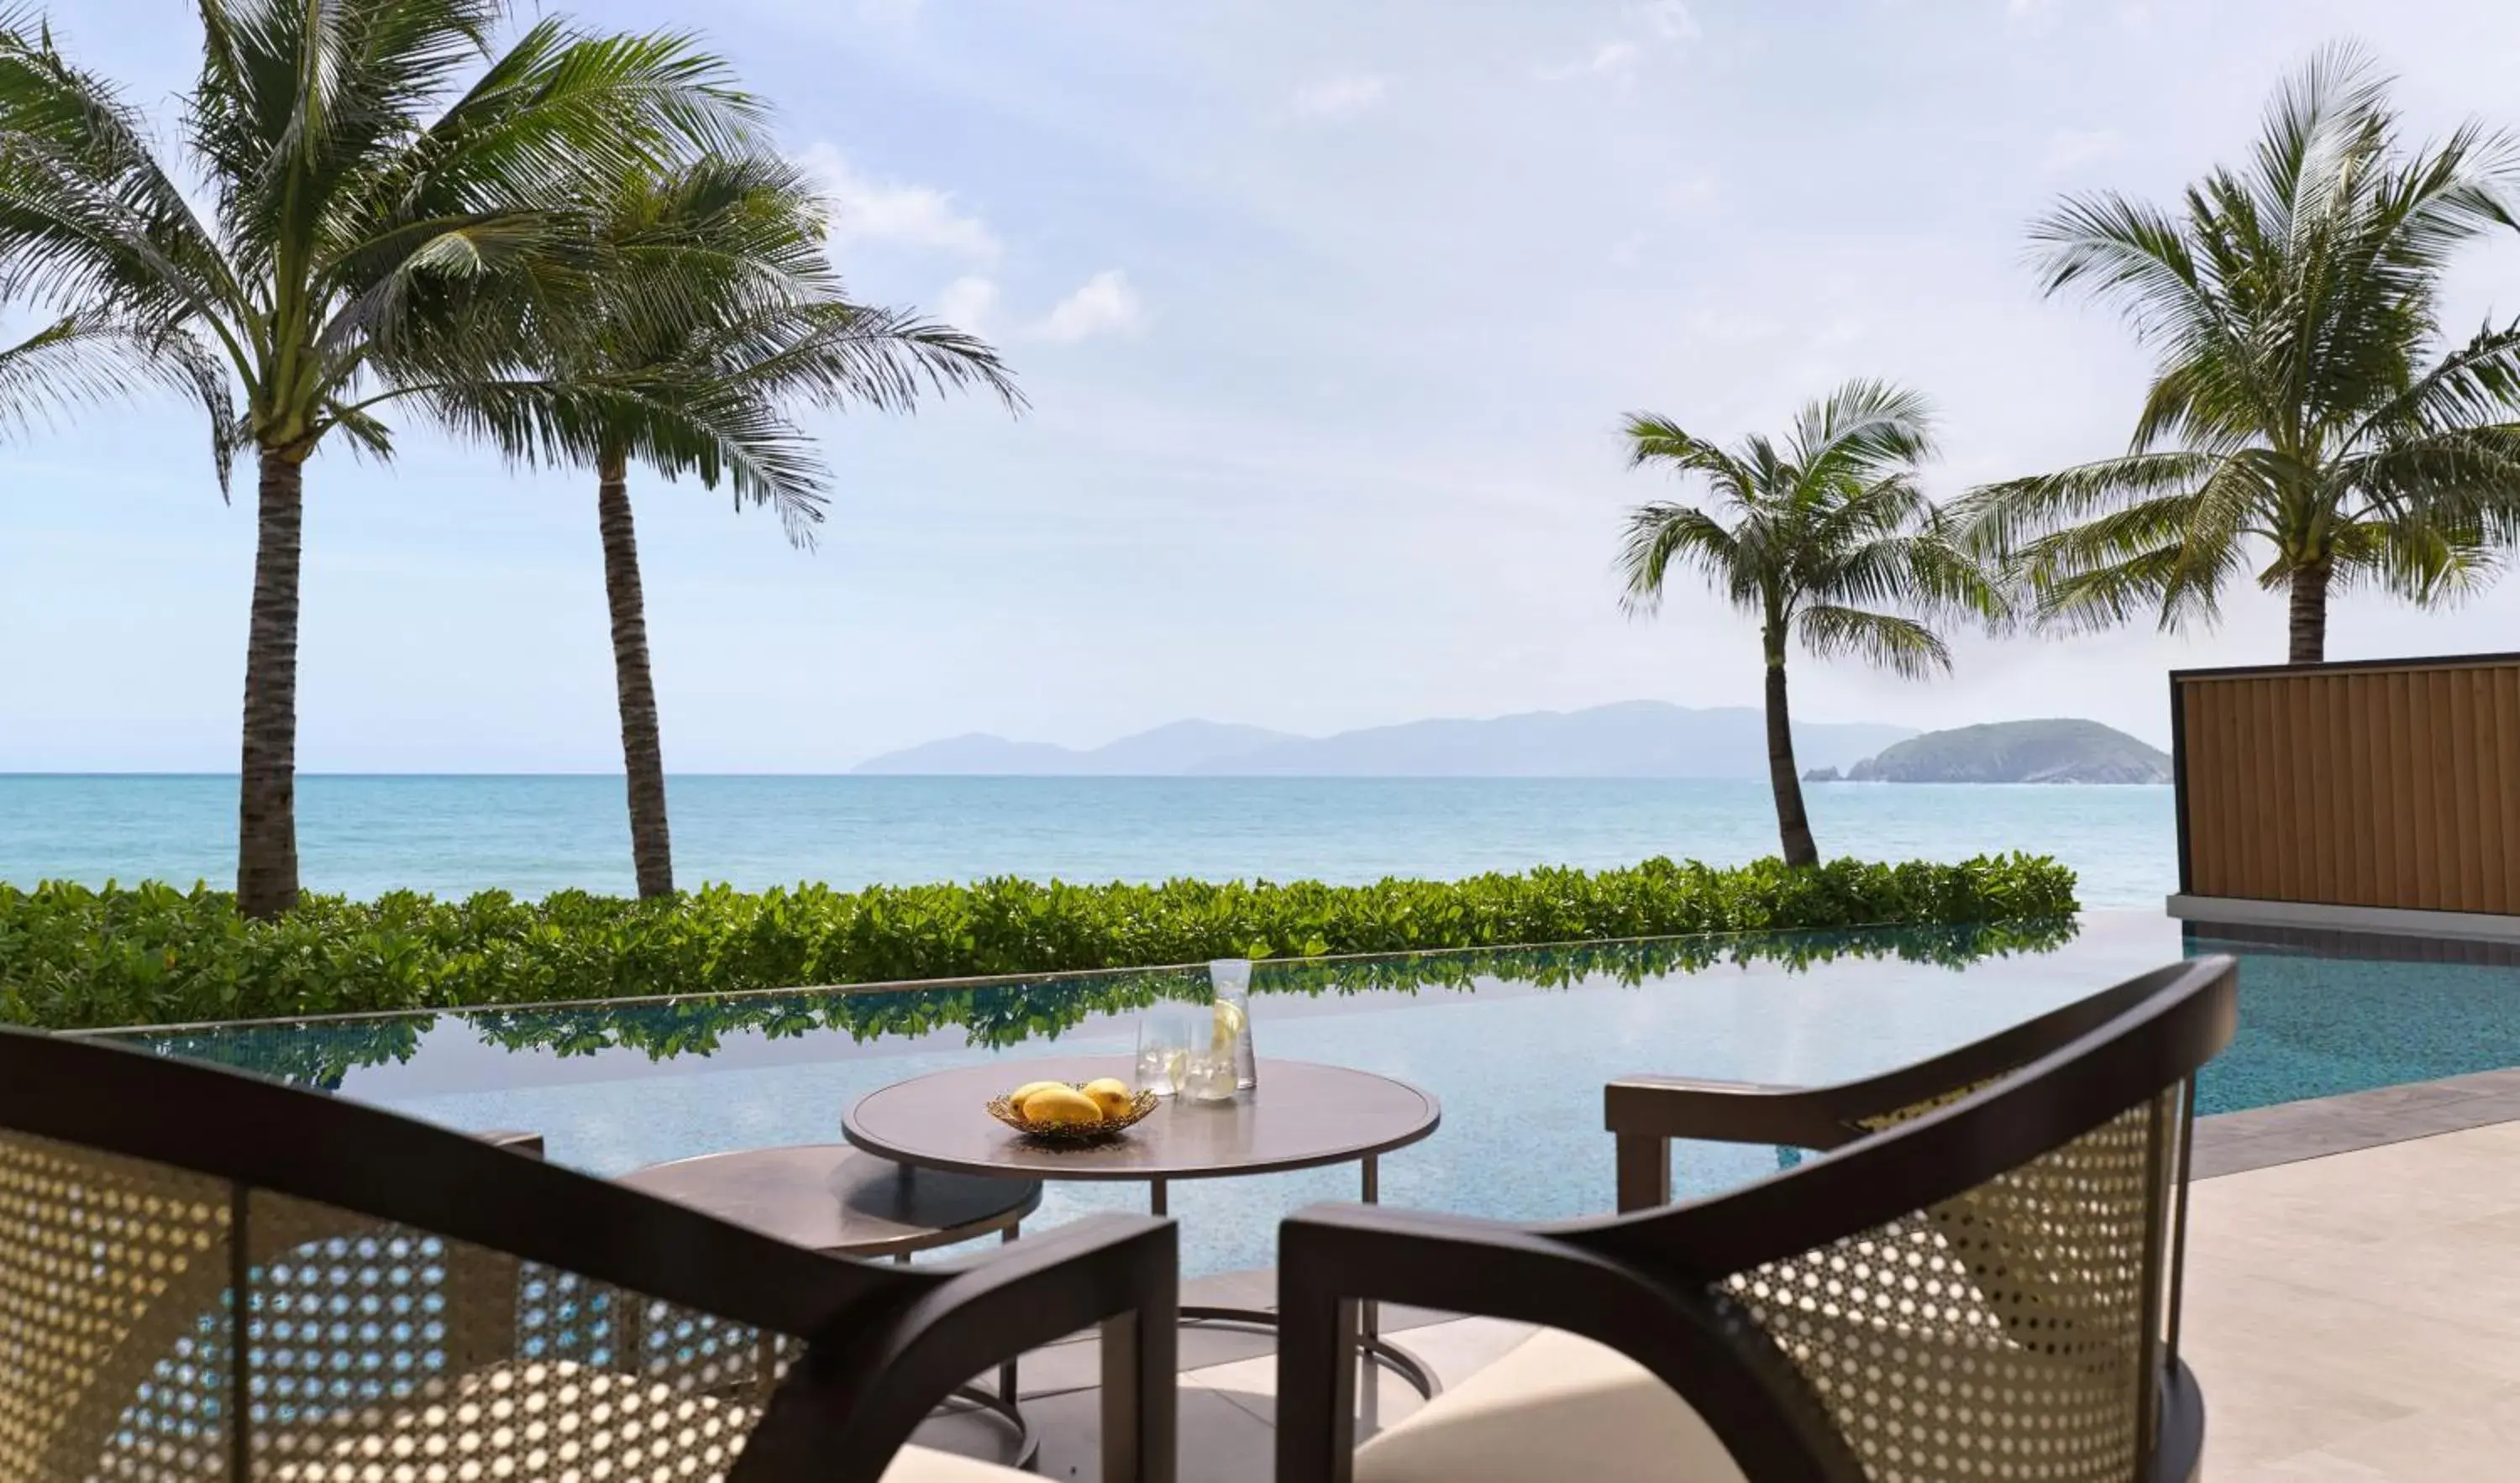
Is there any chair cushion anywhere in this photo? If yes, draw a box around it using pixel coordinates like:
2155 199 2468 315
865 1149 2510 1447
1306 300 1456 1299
1353 1328 1751 1483
879 1446 1037 1482
263 1359 1029 1483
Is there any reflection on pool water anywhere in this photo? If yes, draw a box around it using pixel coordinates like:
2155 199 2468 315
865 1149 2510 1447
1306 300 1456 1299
96 911 2520 1277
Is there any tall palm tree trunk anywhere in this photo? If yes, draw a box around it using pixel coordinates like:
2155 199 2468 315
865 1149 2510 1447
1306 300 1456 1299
2287 561 2332 666
236 445 306 920
1762 637 1820 867
599 449 675 899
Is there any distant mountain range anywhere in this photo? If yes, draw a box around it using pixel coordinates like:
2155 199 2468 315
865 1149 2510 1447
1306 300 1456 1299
1806 720 2171 784
853 703 1919 778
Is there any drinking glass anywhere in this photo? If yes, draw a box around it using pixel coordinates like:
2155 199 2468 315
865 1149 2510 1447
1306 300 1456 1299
1136 1005 1196 1097
1181 1048 1239 1102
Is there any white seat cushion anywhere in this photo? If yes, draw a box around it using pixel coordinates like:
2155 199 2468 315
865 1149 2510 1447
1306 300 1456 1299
1354 1328 1751 1483
879 1445 1036 1482
263 1359 1030 1483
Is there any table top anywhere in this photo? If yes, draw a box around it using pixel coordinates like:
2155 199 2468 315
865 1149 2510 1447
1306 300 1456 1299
842 1056 1441 1183
616 1144 1042 1259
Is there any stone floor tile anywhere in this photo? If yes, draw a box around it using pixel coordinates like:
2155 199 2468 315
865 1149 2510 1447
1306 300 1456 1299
2313 1381 2520 1483
2213 1447 2397 1482
1021 1384 1280 1483
2181 1269 2520 1417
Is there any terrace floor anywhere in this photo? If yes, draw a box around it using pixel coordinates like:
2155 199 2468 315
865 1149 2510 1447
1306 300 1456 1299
916 1071 2520 1481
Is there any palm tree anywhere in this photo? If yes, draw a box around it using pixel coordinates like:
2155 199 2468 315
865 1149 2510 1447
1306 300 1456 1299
436 156 1021 898
1618 380 2005 867
0 2 757 918
1959 45 2520 664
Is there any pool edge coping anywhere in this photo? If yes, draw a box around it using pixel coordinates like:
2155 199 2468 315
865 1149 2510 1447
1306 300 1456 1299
2195 1066 2520 1179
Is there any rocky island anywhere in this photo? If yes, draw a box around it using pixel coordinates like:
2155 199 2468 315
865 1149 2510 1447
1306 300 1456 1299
1807 719 2171 784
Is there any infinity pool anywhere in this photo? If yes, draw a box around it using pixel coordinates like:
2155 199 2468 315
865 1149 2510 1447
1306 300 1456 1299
95 911 2520 1276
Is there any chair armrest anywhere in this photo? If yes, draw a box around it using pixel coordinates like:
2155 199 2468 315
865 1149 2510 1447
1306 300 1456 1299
1604 1076 1863 1147
1272 1202 1856 1483
1604 1076 1869 1212
738 1213 1179 1483
1603 972 2188 1209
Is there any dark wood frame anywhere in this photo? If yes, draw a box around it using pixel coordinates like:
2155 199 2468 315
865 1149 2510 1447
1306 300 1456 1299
2171 668 2192 895
1273 956 2237 1483
0 1025 1181 1483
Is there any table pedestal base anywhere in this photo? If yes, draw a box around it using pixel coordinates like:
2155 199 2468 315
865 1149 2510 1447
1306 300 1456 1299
933 1381 1040 1472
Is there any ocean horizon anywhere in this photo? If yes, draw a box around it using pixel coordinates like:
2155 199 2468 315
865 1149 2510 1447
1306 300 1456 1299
0 773 2177 909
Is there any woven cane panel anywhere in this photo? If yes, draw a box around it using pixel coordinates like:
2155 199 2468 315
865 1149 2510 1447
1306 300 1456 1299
1722 1098 2164 1483
249 1191 780 1482
0 1129 235 1483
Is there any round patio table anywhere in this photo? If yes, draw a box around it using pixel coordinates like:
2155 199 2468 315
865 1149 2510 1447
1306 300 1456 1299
843 1056 1443 1397
617 1145 1043 1468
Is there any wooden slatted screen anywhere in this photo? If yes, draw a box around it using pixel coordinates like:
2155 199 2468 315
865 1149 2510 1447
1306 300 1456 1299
2174 654 2520 915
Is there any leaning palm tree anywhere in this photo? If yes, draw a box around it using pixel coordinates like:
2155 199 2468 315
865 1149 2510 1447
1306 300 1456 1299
1959 45 2520 664
1619 380 2005 867
0 3 757 917
436 156 1021 898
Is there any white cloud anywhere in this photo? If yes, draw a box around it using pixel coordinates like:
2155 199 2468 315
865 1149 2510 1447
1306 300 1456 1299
1541 3 1696 81
797 142 1001 263
1288 73 1391 122
1812 317 1867 348
1633 1 1700 43
937 276 999 334
1033 270 1147 343
1540 40 1641 81
1688 308 1779 343
2040 128 2124 174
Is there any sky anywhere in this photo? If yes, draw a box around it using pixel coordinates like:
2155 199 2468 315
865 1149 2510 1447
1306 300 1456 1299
8 0 2520 771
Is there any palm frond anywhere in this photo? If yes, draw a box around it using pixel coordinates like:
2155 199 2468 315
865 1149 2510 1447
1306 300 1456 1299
418 369 830 542
1615 500 1751 617
0 14 246 356
1815 524 2014 629
2328 509 2502 603
2352 318 2520 443
2028 189 2216 346
0 312 222 443
1620 411 1756 512
715 300 1023 416
1952 450 2216 558
1788 377 1936 485
1793 604 1950 679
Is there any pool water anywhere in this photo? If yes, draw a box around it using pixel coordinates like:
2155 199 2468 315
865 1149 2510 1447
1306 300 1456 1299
97 911 2520 1277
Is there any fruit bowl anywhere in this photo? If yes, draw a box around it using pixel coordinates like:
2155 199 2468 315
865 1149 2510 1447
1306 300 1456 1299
987 1082 1162 1144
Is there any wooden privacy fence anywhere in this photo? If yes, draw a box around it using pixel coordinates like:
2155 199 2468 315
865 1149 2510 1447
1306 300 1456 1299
2172 652 2520 918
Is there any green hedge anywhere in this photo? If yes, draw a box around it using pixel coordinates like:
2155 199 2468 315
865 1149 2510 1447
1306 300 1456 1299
0 853 2077 1032
139 918 2086 1089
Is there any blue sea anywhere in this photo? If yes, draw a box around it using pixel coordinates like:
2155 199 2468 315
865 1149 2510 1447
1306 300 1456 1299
0 775 2177 907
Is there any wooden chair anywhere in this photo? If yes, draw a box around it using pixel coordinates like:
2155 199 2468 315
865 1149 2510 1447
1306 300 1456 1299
0 1024 1179 1483
1274 956 2235 1483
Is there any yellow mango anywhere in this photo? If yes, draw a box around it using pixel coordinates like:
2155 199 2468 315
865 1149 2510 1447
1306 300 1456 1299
1021 1085 1103 1125
1080 1077 1136 1119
